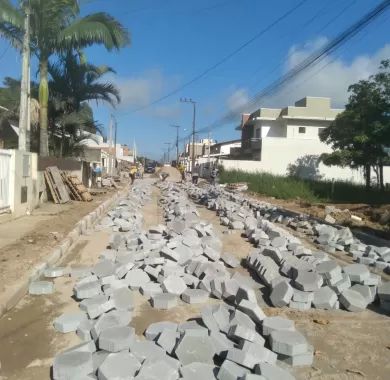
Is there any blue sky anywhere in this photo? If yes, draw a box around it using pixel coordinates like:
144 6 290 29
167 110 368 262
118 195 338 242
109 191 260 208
1 0 389 159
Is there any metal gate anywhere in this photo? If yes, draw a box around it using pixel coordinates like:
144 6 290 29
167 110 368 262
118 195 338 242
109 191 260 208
0 150 11 211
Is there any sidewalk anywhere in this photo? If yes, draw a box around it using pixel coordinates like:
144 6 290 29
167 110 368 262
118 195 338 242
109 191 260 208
0 191 114 314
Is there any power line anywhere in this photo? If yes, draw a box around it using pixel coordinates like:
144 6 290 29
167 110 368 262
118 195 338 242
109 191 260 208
119 0 309 115
185 0 390 140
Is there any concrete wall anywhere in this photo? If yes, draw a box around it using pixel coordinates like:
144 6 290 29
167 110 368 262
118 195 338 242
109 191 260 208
220 137 390 185
8 150 40 217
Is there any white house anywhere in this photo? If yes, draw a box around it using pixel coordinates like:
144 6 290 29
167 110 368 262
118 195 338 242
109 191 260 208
222 96 390 184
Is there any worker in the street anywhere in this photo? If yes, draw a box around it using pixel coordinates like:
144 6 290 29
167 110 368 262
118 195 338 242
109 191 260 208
129 165 137 185
178 163 186 182
210 165 219 186
192 163 200 185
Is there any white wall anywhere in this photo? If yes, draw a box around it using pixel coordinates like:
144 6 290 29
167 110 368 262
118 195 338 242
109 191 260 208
221 138 390 185
7 150 40 217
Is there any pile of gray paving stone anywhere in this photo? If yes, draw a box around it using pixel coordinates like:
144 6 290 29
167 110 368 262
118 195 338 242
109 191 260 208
50 181 312 379
184 184 390 313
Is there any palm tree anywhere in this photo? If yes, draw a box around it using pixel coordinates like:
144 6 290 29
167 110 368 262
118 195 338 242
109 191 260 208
48 51 120 156
0 0 130 156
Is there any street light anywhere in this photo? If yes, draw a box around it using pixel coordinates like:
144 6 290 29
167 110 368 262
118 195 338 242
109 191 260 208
170 124 180 165
180 98 196 173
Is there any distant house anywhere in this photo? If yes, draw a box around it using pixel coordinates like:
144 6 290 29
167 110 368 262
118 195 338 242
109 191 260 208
222 96 383 183
209 139 242 158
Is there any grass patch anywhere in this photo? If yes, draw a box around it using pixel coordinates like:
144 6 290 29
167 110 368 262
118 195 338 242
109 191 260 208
219 169 390 204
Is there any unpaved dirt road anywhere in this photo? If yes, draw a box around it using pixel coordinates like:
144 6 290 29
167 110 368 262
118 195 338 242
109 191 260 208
0 180 389 379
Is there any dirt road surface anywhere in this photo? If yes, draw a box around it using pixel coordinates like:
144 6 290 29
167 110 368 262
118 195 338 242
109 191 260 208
0 179 389 379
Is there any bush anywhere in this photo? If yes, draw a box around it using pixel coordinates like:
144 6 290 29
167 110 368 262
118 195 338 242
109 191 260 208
219 169 390 205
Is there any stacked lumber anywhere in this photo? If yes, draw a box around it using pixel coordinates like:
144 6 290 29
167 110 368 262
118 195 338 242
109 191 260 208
45 167 71 204
65 174 93 202
45 166 92 203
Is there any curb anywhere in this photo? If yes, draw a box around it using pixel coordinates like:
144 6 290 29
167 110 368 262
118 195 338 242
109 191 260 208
0 185 130 319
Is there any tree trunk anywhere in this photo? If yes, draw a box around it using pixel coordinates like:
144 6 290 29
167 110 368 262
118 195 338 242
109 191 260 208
39 55 49 156
365 165 371 190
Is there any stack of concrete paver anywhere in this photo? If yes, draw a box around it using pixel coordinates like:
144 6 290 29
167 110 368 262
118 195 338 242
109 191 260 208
51 181 310 379
184 184 389 313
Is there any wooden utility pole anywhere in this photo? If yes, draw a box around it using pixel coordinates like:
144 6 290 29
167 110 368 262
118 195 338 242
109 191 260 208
18 2 30 151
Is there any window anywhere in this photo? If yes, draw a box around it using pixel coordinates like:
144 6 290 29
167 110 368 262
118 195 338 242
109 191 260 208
255 128 261 139
298 127 306 134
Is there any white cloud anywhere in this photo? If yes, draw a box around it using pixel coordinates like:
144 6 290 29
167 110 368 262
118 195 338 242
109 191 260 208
226 88 250 112
108 69 182 120
261 39 390 109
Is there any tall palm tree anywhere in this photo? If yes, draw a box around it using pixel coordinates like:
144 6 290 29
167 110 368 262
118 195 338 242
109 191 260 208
0 0 130 156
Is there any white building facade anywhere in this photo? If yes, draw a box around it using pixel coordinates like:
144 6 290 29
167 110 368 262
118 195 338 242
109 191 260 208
224 97 390 184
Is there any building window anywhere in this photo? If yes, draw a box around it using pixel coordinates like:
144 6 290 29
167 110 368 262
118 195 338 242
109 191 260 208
298 127 306 134
255 128 261 139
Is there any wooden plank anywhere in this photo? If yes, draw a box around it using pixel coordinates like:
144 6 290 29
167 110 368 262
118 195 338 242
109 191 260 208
61 172 82 201
44 172 59 204
46 166 70 203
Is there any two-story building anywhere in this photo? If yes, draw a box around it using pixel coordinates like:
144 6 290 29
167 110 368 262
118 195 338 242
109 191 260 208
223 96 389 183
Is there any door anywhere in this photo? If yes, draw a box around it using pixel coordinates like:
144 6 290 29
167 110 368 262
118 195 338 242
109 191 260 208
0 150 11 211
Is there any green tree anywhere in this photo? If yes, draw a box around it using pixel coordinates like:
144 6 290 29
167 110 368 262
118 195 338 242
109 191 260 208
0 0 130 156
320 60 390 190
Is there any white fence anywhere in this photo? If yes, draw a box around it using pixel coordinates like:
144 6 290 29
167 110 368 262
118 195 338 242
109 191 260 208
0 150 11 212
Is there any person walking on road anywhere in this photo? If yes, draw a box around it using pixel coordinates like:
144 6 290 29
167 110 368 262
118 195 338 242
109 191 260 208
210 166 218 186
192 163 200 185
129 165 137 185
179 163 186 182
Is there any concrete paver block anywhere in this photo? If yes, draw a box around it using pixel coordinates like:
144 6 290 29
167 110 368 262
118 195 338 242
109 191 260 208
269 281 293 307
279 345 314 367
74 281 102 300
91 311 131 340
44 267 68 278
180 362 216 380
145 321 178 341
294 271 323 292
151 293 177 309
255 363 295 380
262 316 295 336
351 284 374 303
80 295 113 319
217 360 250 380
237 299 266 324
240 341 277 365
339 288 368 312
29 281 54 295
162 275 187 296
110 287 134 311
270 330 308 356
99 326 135 352
125 269 151 289
140 283 163 298
53 351 93 380
76 319 94 341
156 328 178 355
98 352 141 380
92 260 116 279
129 339 166 362
175 331 216 365
312 286 338 310
221 253 240 268
228 324 256 343
136 359 179 380
53 312 87 333
181 289 209 304
343 264 370 283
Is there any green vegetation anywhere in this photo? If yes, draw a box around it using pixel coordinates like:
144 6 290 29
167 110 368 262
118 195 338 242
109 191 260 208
0 0 130 156
219 169 390 205
320 60 390 190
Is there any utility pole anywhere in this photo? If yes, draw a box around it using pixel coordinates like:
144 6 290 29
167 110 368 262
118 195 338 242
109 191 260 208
171 125 180 165
164 142 171 164
108 115 113 175
180 98 196 173
18 1 31 151
112 114 117 175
